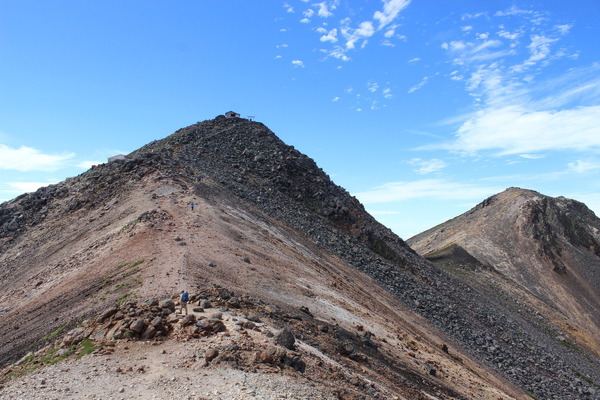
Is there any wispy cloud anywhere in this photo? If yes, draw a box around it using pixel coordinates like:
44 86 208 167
367 81 379 93
373 0 411 30
434 5 600 158
299 0 411 61
354 178 500 204
291 59 305 67
4 180 58 194
408 158 448 174
76 160 102 169
408 76 429 93
0 144 75 172
441 105 600 156
568 159 600 174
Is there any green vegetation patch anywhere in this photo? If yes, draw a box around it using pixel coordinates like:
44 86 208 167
39 321 70 343
4 339 98 384
129 259 145 268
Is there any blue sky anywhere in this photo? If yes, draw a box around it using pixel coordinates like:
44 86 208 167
1 0 600 239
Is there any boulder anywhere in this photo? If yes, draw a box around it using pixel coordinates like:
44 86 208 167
129 319 146 334
275 326 295 350
159 298 175 311
141 325 157 340
180 314 197 327
99 307 118 323
205 348 219 362
196 319 226 335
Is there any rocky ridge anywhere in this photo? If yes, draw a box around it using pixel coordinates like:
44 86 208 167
137 117 600 399
0 116 599 398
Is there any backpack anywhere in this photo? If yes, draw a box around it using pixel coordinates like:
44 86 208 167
181 292 189 302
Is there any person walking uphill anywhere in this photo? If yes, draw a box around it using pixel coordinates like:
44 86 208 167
179 290 189 315
190 202 195 211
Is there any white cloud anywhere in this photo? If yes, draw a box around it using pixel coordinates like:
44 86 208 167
291 59 305 67
382 88 393 98
555 24 572 35
315 1 337 18
373 0 411 30
343 20 375 49
367 81 379 93
283 3 294 13
409 158 448 174
5 181 58 194
494 5 534 17
461 12 487 20
408 57 420 63
568 159 600 173
325 46 351 62
320 28 338 43
384 27 396 38
300 18 311 23
354 178 499 204
527 34 556 62
445 105 600 155
301 0 411 62
519 154 545 160
408 76 429 94
0 144 75 172
77 160 102 169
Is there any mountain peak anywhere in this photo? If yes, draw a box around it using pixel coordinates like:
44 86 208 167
409 187 600 359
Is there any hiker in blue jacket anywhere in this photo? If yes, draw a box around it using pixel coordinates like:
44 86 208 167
179 290 189 315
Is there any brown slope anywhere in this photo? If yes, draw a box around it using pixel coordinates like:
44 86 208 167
408 187 600 357
0 152 524 398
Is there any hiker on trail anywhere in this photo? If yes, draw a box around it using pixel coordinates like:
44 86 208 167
179 290 189 315
190 202 195 211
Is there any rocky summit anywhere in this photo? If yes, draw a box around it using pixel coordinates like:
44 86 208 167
1 116 599 399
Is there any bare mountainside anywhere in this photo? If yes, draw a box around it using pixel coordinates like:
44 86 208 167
408 187 600 355
0 117 598 399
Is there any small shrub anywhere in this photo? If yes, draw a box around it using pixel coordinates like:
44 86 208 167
129 259 145 268
41 322 70 342
117 293 129 304
77 339 96 358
